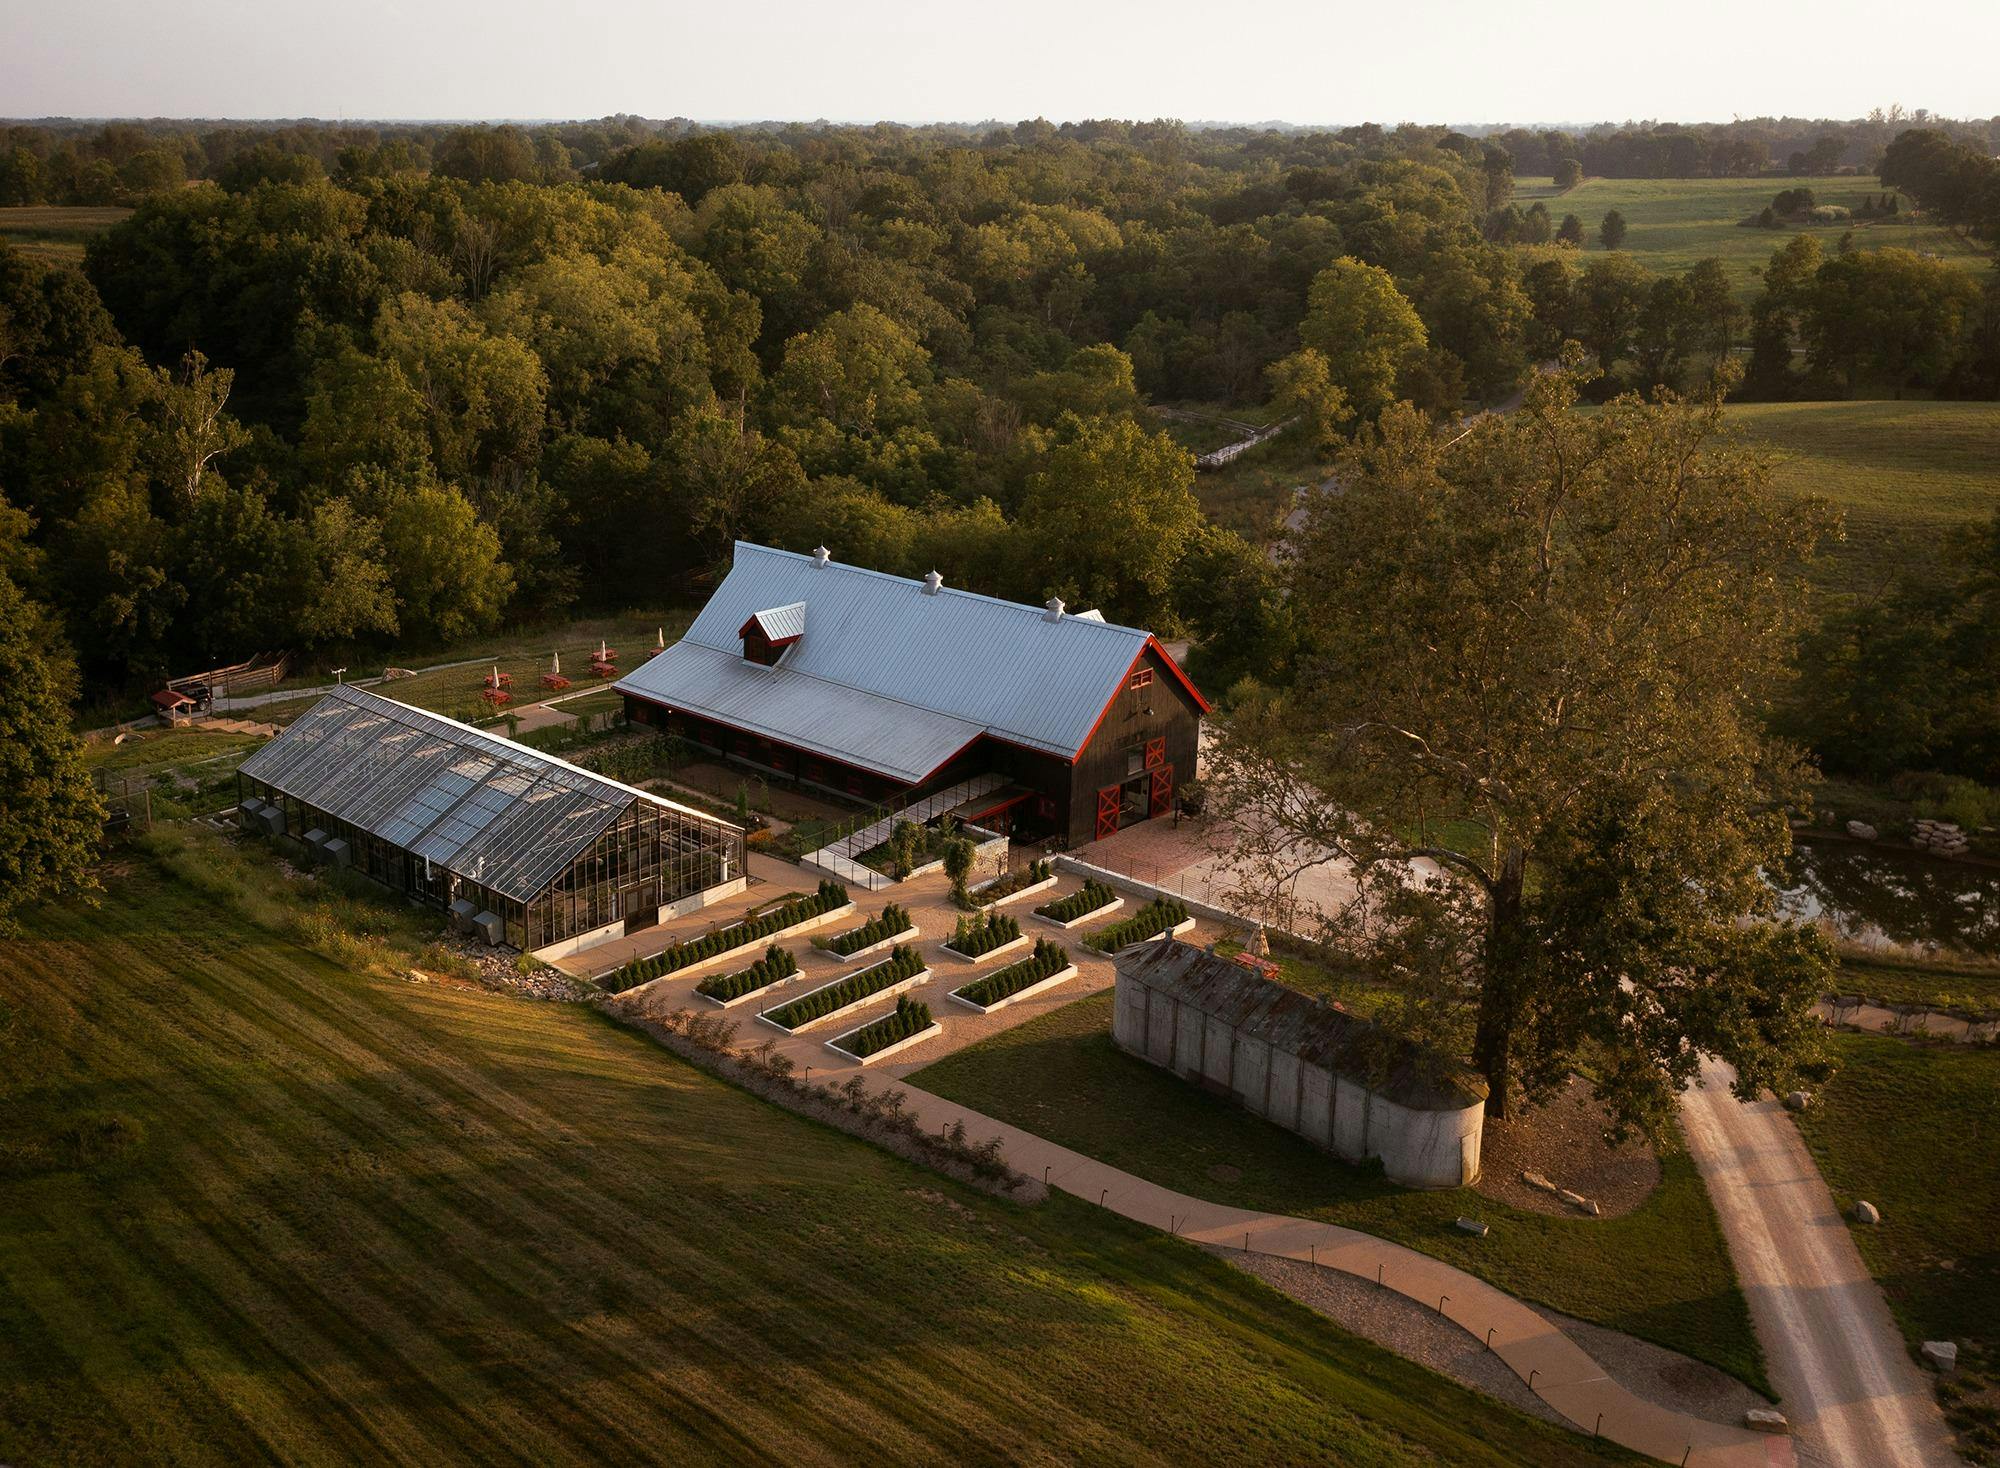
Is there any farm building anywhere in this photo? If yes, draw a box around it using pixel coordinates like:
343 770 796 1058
235 684 747 959
1112 941 1487 1189
617 542 1208 846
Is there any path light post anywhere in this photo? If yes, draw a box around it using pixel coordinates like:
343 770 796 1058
1437 1294 1448 1316
1485 1326 1495 1350
1594 1414 1602 1438
1529 1369 1538 1391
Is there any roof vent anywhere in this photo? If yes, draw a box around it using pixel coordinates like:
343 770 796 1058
922 570 943 596
1043 596 1066 623
812 545 830 566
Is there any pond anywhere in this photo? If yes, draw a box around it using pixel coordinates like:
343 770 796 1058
1769 840 2000 959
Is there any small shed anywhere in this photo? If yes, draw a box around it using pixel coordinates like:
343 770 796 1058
151 688 197 724
1112 941 1487 1189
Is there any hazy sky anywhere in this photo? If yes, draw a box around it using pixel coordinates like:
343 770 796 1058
5 0 1996 124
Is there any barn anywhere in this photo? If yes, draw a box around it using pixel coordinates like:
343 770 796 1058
616 542 1208 846
1112 941 1487 1189
235 684 747 959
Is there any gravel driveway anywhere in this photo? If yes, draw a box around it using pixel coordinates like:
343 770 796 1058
1680 1057 1961 1467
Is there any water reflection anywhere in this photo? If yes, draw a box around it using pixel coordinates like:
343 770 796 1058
1768 841 2000 958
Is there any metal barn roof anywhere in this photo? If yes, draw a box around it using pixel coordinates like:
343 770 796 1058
1119 941 1487 1111
617 542 1203 780
239 684 721 902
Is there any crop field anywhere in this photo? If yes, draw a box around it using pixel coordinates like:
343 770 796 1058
1517 175 1990 302
1723 400 2000 598
0 835 1626 1468
0 205 131 264
914 991 1766 1391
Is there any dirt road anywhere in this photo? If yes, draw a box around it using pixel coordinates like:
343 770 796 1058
1680 1058 1960 1467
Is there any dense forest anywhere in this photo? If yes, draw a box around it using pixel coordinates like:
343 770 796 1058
0 116 1995 799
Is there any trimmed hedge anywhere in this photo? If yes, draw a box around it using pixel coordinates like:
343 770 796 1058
1036 879 1119 924
946 911 1021 958
765 945 924 1030
954 939 1070 1008
603 880 846 993
694 945 798 1002
1085 897 1190 953
973 859 1053 906
836 995 935 1058
822 902 912 957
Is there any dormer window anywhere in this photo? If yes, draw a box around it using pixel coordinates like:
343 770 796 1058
738 603 806 666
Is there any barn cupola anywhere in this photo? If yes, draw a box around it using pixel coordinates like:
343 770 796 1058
737 602 806 667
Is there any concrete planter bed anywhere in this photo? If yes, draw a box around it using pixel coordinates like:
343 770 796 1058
824 997 941 1065
949 940 1078 1014
694 946 800 1008
941 911 1025 963
759 946 930 1034
605 881 853 993
816 902 918 959
1035 880 1123 931
1085 900 1195 954
970 862 1057 909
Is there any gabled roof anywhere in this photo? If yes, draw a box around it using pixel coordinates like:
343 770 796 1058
1118 941 1487 1111
238 684 731 902
739 602 806 643
617 542 1206 781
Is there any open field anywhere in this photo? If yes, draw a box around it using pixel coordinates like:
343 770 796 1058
1721 400 2000 598
1517 175 1991 302
912 990 1766 1391
1795 1035 2000 1461
0 205 131 265
0 836 1628 1468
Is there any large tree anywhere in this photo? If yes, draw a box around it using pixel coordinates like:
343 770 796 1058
0 573 103 931
1299 258 1427 422
1208 360 1837 1137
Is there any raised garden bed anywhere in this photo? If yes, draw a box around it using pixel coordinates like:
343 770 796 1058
760 945 930 1034
1084 898 1195 954
942 911 1028 964
970 860 1057 908
602 881 851 993
1034 880 1123 930
694 946 799 1007
816 902 918 959
949 939 1078 1015
825 995 942 1065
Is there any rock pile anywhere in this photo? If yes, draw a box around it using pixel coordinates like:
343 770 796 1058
1912 819 1970 858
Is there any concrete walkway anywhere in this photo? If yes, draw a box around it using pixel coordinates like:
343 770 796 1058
1680 1059 1959 1468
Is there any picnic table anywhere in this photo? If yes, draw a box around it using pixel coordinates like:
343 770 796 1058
540 673 571 692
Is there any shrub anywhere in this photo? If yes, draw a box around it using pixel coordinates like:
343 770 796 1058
837 994 934 1058
1036 879 1119 923
695 945 799 1002
943 836 975 905
764 945 924 1030
974 859 1052 905
603 880 847 992
947 910 1021 957
1085 897 1191 953
954 939 1071 1008
823 901 913 956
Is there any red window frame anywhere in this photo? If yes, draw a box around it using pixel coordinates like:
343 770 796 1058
1129 667 1154 691
1144 736 1167 770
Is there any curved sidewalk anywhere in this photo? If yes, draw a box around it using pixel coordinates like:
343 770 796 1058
896 1080 1792 1468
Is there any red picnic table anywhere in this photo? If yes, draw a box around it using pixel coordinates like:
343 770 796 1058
540 673 571 691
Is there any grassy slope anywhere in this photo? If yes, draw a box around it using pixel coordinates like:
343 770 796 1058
912 991 1765 1392
1723 400 2000 599
1519 175 1991 302
1795 1035 2000 1459
0 845 1627 1468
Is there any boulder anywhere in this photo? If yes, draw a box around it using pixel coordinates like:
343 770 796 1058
1854 1200 1881 1225
1521 1170 1557 1193
1558 1188 1600 1216
1846 820 1879 841
1784 1090 1812 1112
1744 1408 1790 1434
1455 1216 1489 1237
1921 1341 1958 1373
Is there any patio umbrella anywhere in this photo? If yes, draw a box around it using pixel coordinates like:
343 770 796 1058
551 651 560 675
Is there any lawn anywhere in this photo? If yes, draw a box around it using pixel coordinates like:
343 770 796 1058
1517 175 1991 302
0 834 1629 1468
81 728 264 775
1795 1035 2000 1461
0 205 132 265
1725 399 2000 599
1834 954 2000 1015
912 991 1767 1392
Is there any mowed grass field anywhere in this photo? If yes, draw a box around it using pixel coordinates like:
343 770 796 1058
1518 175 1990 302
1723 400 2000 597
913 991 1767 1392
0 205 132 265
0 840 1628 1468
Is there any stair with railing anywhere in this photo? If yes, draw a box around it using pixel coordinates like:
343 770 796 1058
803 774 1007 891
